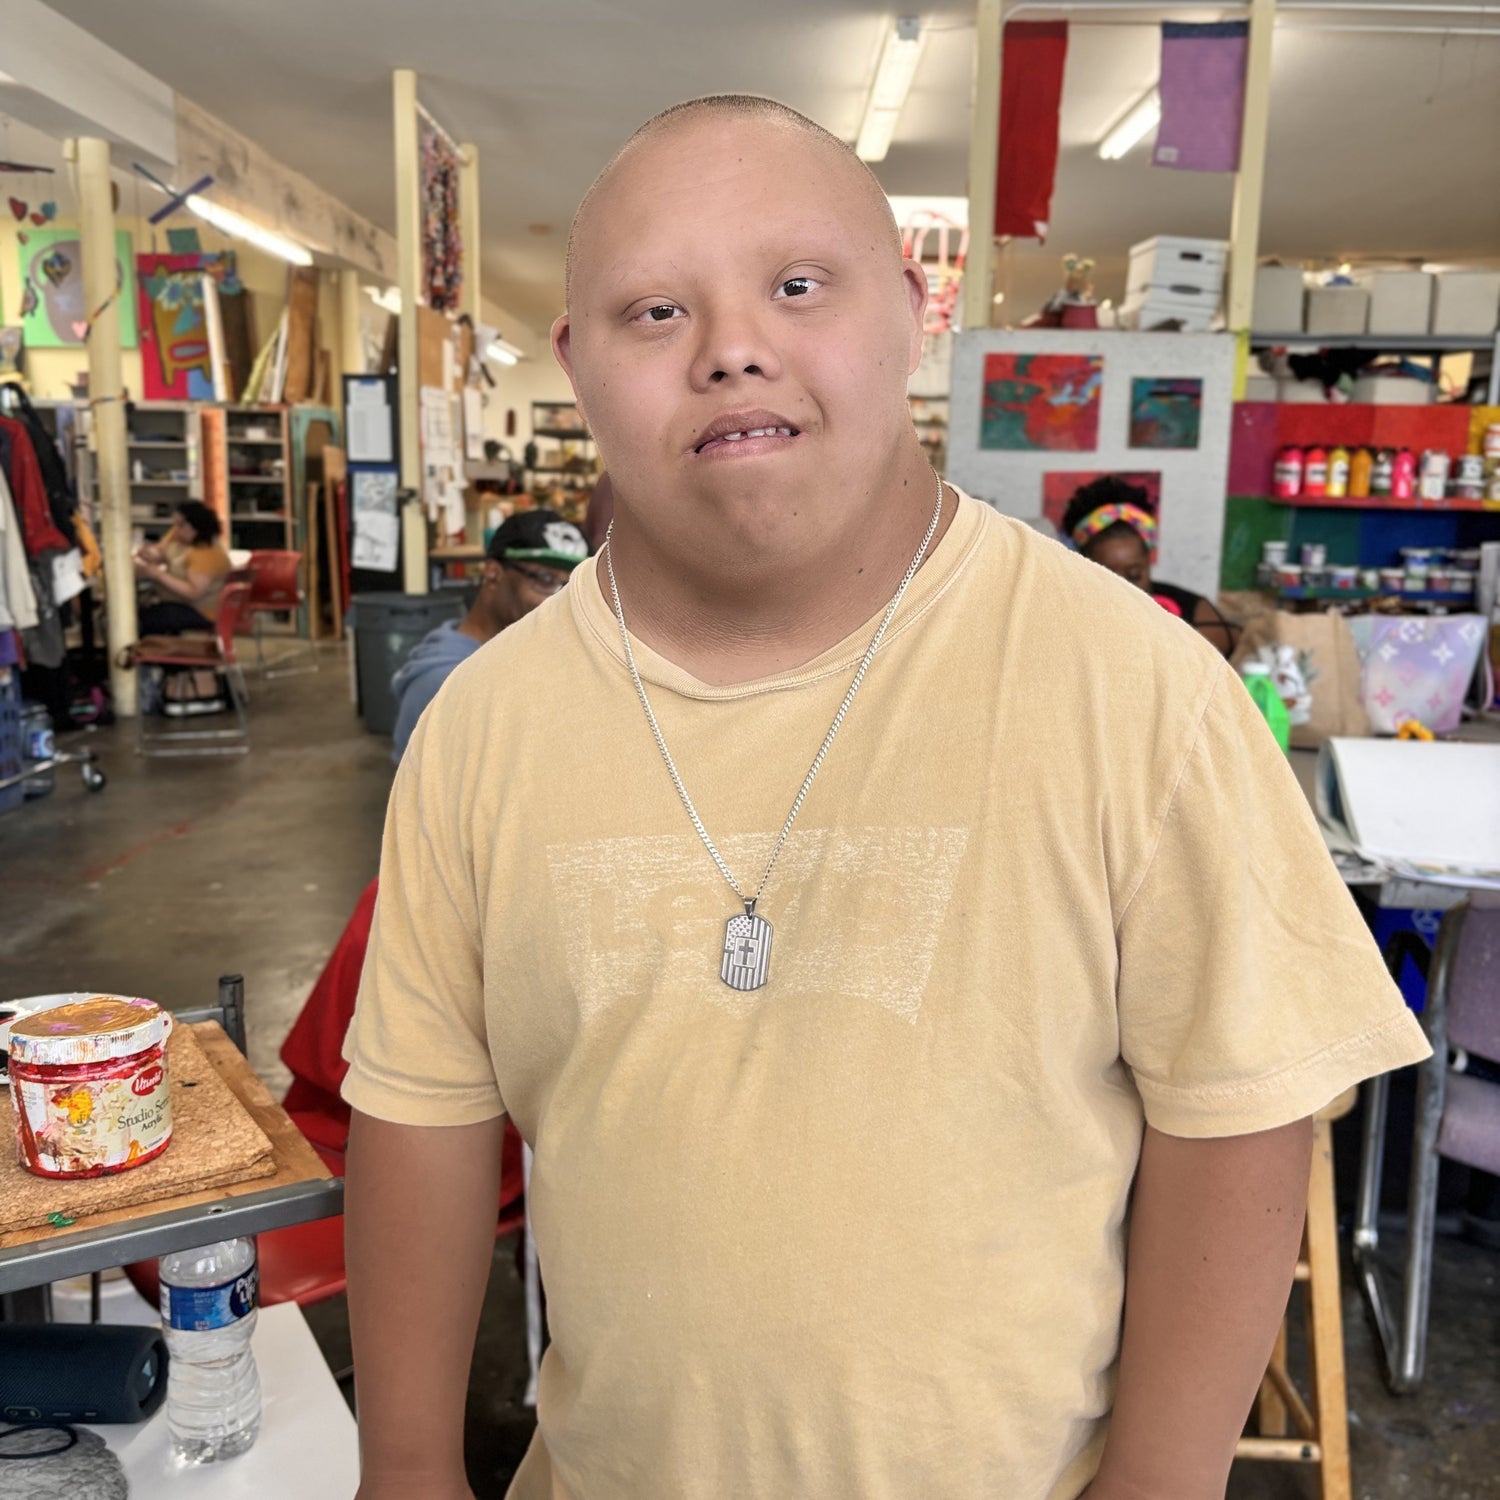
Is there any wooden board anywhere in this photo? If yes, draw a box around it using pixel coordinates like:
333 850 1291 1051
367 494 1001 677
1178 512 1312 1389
282 265 321 405
0 1022 329 1252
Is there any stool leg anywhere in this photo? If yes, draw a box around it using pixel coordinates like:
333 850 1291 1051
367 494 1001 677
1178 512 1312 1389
1306 1115 1352 1500
1257 1319 1290 1437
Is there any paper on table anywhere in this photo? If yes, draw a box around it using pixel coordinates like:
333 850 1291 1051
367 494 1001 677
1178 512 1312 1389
1316 738 1500 890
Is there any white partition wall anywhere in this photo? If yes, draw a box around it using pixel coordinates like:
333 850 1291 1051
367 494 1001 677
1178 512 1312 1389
947 329 1237 599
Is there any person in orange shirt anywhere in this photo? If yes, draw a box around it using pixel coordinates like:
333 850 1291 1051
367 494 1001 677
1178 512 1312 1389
133 501 231 635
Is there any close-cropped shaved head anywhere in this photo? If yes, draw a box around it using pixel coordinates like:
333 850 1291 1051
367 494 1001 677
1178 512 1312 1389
564 94 901 310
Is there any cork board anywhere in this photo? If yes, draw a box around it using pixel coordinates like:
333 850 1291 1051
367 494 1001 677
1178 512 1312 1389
0 1022 276 1237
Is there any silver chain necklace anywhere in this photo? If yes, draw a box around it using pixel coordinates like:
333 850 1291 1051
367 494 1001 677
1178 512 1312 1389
603 469 946 992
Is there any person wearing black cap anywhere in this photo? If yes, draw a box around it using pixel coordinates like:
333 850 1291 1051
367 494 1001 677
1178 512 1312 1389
389 509 587 762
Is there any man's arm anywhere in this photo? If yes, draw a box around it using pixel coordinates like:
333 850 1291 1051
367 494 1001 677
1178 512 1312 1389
1088 1117 1313 1500
346 1109 505 1500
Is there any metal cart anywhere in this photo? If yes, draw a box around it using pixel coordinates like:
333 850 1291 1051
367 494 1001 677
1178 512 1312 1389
0 743 107 800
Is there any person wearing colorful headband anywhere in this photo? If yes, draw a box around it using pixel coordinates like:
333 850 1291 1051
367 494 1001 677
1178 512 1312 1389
1062 476 1237 657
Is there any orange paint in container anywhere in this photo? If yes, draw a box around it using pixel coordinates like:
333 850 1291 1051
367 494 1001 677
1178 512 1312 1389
9 996 174 1179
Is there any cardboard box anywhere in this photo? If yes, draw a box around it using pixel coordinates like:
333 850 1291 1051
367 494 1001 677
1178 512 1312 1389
1353 270 1434 336
1431 271 1500 337
1306 286 1370 337
1126 235 1228 299
1252 266 1306 333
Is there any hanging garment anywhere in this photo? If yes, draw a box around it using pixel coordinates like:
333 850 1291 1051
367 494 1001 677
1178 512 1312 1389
994 22 1070 240
0 467 40 632
2 385 79 547
0 414 70 557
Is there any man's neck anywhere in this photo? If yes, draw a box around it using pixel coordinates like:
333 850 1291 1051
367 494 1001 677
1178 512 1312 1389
457 609 505 645
601 456 955 687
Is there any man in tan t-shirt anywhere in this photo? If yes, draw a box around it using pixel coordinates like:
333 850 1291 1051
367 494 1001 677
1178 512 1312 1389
343 97 1429 1500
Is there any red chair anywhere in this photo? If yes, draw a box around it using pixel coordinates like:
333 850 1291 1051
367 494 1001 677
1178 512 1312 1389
130 580 252 758
243 549 318 677
126 879 525 1319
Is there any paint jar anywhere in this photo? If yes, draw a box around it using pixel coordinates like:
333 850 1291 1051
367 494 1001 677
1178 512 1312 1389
1359 569 1381 591
1261 540 1290 568
1451 549 1482 573
1450 573 1476 598
1328 566 1359 592
8 996 173 1180
1299 542 1328 569
1391 448 1418 502
1303 566 1329 590
1272 447 1304 500
1418 450 1452 502
1484 423 1500 468
1404 568 1430 594
1273 563 1303 590
1428 569 1454 593
1379 567 1406 592
1400 548 1437 566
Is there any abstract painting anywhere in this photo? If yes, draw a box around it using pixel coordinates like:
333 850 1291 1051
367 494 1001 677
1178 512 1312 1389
18 229 137 348
1042 470 1162 538
137 252 242 400
980 352 1103 451
1129 377 1203 449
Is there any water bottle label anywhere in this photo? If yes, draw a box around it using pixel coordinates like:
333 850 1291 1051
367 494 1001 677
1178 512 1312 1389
161 1266 259 1331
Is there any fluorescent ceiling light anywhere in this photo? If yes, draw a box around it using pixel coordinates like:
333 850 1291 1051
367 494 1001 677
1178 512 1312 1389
485 339 523 366
1098 89 1161 161
856 17 925 163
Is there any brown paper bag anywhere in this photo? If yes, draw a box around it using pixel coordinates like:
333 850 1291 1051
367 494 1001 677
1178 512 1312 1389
1232 609 1370 749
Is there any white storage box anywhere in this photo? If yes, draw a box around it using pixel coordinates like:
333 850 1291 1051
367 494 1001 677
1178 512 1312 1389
1120 295 1216 333
1431 271 1500 337
1126 235 1228 299
1242 374 1279 401
1277 378 1331 404
1353 270 1433 336
1349 375 1435 405
1252 266 1306 334
1306 286 1370 337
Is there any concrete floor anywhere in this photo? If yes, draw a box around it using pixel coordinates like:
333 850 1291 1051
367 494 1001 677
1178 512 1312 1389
3 658 1498 1498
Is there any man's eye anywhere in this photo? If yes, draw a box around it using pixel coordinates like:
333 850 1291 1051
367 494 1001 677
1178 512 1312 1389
635 304 683 324
774 277 820 299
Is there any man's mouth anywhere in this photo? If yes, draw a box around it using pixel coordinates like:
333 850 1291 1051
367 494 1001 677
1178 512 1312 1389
694 424 801 456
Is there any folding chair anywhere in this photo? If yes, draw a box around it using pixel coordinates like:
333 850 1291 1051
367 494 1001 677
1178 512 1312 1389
1354 894 1500 1392
131 580 252 757
244 549 318 677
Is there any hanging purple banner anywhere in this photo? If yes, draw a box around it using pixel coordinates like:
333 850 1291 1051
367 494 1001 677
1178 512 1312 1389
1152 20 1249 173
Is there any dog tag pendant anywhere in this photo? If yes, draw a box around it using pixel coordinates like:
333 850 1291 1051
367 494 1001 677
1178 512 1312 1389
721 902 773 991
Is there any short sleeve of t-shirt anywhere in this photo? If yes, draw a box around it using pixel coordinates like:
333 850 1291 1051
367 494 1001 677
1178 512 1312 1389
341 708 505 1126
1117 662 1430 1138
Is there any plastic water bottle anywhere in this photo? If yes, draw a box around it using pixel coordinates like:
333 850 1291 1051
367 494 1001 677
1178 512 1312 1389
1242 662 1291 754
158 1237 262 1462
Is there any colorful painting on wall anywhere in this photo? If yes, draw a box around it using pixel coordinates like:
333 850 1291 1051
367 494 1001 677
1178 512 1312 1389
980 352 1103 451
18 229 137 349
136 252 242 400
1042 470 1162 538
1129 377 1203 449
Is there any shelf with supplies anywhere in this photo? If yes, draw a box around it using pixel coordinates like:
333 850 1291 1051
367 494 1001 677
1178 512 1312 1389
201 405 293 552
526 400 597 492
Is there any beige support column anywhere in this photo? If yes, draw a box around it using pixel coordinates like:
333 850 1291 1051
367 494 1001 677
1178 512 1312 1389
459 142 481 325
339 267 365 379
1226 0 1277 345
393 68 427 594
961 0 1005 334
72 137 137 716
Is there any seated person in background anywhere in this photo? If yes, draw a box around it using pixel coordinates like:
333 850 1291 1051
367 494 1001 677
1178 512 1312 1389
1063 476 1239 658
390 509 588 762
133 501 232 635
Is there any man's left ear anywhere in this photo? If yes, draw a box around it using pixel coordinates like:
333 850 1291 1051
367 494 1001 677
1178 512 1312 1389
901 258 929 376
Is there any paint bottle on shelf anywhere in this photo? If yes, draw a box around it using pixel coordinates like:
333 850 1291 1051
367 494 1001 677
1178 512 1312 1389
1326 445 1351 499
1302 445 1330 499
1370 448 1395 499
1391 448 1417 502
1418 450 1451 503
1348 446 1374 499
1272 446 1304 500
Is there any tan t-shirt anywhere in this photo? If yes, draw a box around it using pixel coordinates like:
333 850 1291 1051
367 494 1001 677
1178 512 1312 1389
343 492 1428 1500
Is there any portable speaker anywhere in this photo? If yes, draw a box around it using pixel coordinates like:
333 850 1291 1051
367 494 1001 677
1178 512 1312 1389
0 1323 168 1424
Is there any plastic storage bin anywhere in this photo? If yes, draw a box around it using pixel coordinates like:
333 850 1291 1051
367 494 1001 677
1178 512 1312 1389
350 592 467 736
0 668 23 816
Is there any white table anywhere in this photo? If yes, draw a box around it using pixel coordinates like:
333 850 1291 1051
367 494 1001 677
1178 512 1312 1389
85 1303 359 1496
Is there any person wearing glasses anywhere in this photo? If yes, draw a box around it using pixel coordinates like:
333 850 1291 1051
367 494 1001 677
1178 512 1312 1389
390 509 588 762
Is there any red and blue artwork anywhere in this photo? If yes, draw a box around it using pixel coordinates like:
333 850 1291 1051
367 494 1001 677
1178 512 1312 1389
980 352 1103 451
136 251 241 400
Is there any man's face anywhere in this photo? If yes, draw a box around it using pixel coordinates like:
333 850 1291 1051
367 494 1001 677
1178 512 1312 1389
486 558 571 629
554 116 927 569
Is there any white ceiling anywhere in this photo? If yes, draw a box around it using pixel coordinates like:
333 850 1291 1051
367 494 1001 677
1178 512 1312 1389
33 1 1500 331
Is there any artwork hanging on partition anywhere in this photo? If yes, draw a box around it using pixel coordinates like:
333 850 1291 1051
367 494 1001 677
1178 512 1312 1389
17 229 137 348
136 251 244 400
980 352 1102 451
1129 377 1203 450
1042 469 1162 538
